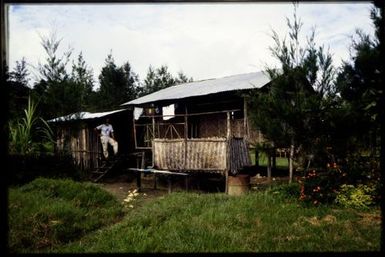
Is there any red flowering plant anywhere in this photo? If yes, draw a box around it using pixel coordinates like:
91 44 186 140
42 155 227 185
298 161 347 206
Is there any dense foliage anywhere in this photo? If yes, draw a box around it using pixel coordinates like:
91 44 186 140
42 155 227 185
249 4 383 198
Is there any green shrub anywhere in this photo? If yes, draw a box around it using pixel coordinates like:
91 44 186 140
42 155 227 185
299 165 347 205
335 184 376 209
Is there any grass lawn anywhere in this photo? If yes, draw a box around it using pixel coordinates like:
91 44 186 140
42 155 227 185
8 178 124 253
8 178 381 253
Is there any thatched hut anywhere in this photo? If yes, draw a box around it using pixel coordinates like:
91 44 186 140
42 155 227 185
49 109 134 171
121 71 271 177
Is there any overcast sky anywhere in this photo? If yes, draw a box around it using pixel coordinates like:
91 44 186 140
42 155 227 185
8 2 375 89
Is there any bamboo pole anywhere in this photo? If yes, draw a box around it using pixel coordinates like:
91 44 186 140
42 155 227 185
225 112 231 194
184 106 188 171
243 97 248 140
133 114 138 149
152 115 155 167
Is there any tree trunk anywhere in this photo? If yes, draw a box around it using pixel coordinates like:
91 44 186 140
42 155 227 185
255 148 259 168
289 139 295 184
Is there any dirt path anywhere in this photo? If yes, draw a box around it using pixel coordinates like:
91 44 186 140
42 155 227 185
95 174 170 203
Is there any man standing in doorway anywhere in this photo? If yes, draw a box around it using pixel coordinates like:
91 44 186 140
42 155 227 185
95 118 118 159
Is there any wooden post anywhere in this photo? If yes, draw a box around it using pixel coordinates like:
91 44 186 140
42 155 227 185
136 171 142 192
133 114 138 149
167 175 172 194
289 141 294 184
267 151 272 185
227 111 231 139
141 151 145 169
243 97 248 139
225 112 231 194
152 115 156 141
184 106 188 171
153 174 157 189
185 176 189 191
152 114 156 168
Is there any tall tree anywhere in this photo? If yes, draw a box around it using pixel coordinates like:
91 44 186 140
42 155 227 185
141 65 193 96
336 7 382 157
8 58 31 119
32 31 76 119
71 51 95 111
248 4 336 182
9 57 30 86
97 53 139 111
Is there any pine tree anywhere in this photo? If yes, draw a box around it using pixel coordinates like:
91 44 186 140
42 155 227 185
97 53 139 111
248 4 336 182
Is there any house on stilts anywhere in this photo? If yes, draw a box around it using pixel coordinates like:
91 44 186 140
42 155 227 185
120 71 271 184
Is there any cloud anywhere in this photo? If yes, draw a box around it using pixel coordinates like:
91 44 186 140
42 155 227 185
8 2 374 88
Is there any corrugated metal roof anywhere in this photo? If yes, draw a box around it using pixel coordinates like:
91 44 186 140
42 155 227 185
121 71 270 106
48 109 127 122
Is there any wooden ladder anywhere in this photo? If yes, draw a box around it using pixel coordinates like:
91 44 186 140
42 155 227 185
91 156 120 182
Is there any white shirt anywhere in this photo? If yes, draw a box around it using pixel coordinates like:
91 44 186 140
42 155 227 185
96 124 114 137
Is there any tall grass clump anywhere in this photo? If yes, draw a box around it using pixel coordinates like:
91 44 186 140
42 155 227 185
8 178 124 253
8 96 54 155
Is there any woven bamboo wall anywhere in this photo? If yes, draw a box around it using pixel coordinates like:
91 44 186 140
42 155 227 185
56 126 101 171
153 138 227 173
198 114 227 138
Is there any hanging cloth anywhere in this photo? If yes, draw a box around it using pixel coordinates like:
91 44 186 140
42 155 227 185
162 104 175 120
134 107 143 120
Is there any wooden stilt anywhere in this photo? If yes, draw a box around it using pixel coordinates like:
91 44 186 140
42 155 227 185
167 176 172 194
136 171 142 192
185 176 189 191
267 152 272 185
